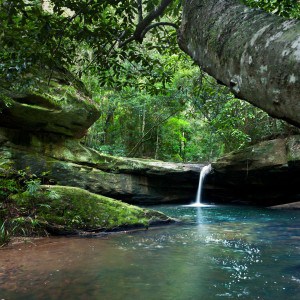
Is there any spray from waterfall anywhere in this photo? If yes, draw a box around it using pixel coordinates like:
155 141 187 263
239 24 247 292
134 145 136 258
193 164 212 206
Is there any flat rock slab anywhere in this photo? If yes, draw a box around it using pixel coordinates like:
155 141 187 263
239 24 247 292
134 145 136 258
269 202 300 210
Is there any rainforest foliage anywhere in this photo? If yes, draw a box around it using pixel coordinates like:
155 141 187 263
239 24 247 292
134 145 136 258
244 0 300 18
0 0 299 163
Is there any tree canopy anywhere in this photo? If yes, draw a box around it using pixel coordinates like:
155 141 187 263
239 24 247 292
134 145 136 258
1 0 299 162
1 0 298 89
0 0 182 90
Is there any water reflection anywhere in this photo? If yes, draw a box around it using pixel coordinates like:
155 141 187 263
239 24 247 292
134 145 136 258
0 205 300 300
196 207 203 225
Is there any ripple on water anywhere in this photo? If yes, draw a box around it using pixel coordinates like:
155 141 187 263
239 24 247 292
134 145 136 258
0 205 300 300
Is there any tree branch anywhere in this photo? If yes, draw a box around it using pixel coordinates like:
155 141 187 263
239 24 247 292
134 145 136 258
118 35 135 48
119 21 177 48
48 0 94 85
179 0 300 127
141 21 178 39
137 0 143 23
134 0 174 42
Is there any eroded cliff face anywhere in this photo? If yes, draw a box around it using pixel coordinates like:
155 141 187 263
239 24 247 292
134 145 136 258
179 0 300 126
0 127 200 204
4 121 300 206
204 136 300 206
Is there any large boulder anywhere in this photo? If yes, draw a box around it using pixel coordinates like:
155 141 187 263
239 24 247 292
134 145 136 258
11 185 174 235
179 0 300 127
205 136 300 205
0 68 100 138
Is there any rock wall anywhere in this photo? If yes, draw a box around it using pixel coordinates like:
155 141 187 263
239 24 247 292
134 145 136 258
0 68 100 138
204 136 300 205
0 127 200 204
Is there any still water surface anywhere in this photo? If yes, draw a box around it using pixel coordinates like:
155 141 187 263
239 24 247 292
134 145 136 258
1 205 300 299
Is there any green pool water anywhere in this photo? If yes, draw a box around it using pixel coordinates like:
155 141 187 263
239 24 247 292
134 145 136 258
0 205 300 299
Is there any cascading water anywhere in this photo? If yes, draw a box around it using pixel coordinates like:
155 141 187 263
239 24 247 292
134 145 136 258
193 164 212 206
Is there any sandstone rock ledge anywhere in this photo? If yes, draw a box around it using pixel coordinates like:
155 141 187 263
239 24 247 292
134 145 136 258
0 67 100 138
0 128 201 204
205 136 300 206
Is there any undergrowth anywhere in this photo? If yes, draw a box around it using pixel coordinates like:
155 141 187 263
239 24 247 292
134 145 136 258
0 167 50 246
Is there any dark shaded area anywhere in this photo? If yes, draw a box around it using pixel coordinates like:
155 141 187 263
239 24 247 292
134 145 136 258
203 168 300 206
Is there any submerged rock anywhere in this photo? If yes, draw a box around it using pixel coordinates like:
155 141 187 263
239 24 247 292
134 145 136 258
11 185 175 235
269 202 300 210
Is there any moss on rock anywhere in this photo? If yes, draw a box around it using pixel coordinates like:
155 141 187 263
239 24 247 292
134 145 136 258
0 67 100 138
11 185 174 235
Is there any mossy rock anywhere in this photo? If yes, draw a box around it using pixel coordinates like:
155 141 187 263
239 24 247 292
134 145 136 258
213 138 287 172
11 185 174 235
0 127 200 204
0 67 100 138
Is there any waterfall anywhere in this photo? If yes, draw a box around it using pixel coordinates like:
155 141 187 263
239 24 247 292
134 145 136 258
194 164 212 206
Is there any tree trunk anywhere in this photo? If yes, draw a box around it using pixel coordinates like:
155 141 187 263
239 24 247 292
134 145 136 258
178 0 300 127
155 128 159 160
141 102 146 154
